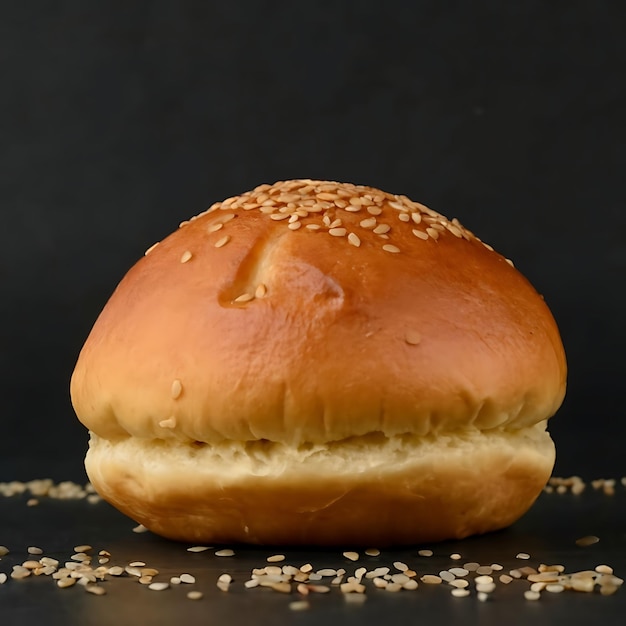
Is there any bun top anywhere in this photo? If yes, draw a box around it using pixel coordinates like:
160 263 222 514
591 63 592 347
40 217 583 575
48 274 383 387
70 179 566 445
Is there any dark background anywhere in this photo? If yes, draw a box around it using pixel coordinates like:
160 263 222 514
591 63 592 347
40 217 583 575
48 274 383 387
1 1 624 482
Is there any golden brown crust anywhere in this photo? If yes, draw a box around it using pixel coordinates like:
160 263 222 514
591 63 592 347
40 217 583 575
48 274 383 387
71 180 566 445
70 179 567 545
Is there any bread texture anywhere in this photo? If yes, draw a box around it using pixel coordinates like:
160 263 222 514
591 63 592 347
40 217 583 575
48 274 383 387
71 179 566 545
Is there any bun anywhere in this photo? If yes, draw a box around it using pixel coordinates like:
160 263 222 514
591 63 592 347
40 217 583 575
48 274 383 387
70 179 566 546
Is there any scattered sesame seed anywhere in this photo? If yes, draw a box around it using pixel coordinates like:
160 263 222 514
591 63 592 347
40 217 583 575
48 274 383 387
412 229 429 240
129 561 146 567
0 573 7 584
207 223 224 233
187 591 203 600
289 600 310 611
343 551 360 562
421 575 442 584
255 284 267 298
451 588 470 598
27 546 43 555
359 218 377 229
148 582 169 591
516 553 531 560
187 546 211 553
215 549 235 557
288 221 302 230
367 206 382 216
418 549 433 557
0 546 10 556
499 574 513 584
524 590 541 601
267 554 285 563
576 536 600 547
180 250 192 263
364 548 380 557
85 585 106 596
398 213 410 222
27 498 39 506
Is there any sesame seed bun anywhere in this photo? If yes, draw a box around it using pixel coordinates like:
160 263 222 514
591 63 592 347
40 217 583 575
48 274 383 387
70 179 566 546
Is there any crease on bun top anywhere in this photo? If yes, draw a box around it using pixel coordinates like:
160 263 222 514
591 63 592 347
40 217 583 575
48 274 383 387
70 179 567 447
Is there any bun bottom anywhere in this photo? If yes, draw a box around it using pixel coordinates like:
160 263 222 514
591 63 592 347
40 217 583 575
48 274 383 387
85 425 554 546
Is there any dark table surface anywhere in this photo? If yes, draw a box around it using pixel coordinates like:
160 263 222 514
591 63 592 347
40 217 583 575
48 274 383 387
1 483 624 626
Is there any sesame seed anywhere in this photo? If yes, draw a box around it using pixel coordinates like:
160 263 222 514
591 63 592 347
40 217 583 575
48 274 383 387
56 577 75 587
344 205 361 212
289 600 310 611
451 588 470 598
418 549 433 557
0 546 9 557
255 284 267 299
524 590 541 601
27 546 43 555
364 548 380 557
576 535 600 547
73 545 92 553
398 213 410 222
412 229 429 240
499 574 513 584
329 218 342 228
171 379 182 399
359 217 377 229
288 221 302 230
343 551 359 562
373 224 391 234
85 585 106 596
449 567 468 577
180 573 196 584
214 235 231 248
144 242 159 256
267 554 285 563
516 553 531 560
367 206 382 216
132 524 148 534
426 227 440 240
180 250 193 263
233 293 254 303
405 331 421 345
187 546 211 553
347 232 361 247
329 227 347 237
382 244 400 253
449 579 469 589
306 224 321 230
187 591 203 600
207 223 223 233
0 574 7 584
596 565 614 574
421 575 442 584
148 582 169 591
215 549 235 557
388 202 406 211
317 192 339 201
411 213 422 224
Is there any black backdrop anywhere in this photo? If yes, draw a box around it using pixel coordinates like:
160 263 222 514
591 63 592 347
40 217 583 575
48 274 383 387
1 1 624 482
